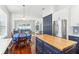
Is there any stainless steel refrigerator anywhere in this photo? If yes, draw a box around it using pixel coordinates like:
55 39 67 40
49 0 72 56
53 20 67 39
61 20 67 39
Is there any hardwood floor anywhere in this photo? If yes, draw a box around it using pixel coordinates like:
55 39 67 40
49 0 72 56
10 44 32 54
6 36 36 54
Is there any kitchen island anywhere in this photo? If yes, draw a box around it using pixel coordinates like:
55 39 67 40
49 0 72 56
36 34 77 54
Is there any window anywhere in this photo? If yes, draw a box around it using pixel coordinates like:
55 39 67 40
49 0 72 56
0 9 7 38
18 24 31 30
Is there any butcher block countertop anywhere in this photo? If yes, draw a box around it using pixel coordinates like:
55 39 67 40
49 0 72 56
37 34 77 51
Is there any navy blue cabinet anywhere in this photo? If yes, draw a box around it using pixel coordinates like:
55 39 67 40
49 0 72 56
43 42 63 54
69 35 79 42
36 38 44 54
36 38 63 54
43 14 52 35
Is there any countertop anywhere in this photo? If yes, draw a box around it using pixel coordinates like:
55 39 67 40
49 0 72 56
37 34 77 51
69 34 79 37
0 38 12 54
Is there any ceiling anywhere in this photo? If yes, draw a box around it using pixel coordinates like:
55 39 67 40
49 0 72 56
6 5 52 18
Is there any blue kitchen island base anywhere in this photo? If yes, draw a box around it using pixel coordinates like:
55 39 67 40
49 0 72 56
36 37 63 54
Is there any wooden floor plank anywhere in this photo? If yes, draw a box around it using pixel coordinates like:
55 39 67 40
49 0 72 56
9 44 32 54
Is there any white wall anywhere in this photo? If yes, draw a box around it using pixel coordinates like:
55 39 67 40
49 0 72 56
14 20 35 32
69 6 79 35
53 5 79 37
53 7 71 38
11 13 43 33
71 6 79 26
42 5 72 39
42 6 54 17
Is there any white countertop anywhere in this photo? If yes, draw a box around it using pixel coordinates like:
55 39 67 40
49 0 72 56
0 38 12 54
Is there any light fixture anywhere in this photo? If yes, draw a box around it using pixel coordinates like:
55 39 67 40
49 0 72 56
41 8 45 18
22 5 26 20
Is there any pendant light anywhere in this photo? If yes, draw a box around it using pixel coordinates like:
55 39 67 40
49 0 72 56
22 5 26 20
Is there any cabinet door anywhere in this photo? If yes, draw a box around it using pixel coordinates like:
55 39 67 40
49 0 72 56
36 38 44 54
69 35 79 42
36 38 43 46
43 14 52 35
36 44 43 54
44 42 63 54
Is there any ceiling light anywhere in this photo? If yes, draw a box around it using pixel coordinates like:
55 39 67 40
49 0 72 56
22 5 26 20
